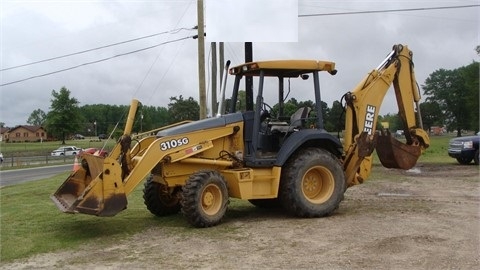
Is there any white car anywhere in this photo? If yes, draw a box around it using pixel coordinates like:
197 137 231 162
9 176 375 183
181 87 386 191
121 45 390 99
51 146 83 156
0 152 3 163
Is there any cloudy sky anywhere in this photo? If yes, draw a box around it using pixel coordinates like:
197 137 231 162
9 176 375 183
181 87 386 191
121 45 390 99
1 0 478 127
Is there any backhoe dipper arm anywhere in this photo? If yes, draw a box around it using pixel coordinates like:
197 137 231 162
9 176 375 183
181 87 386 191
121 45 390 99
343 44 430 187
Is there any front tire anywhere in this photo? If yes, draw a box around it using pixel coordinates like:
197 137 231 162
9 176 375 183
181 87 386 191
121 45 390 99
280 148 345 217
181 170 229 228
456 157 473 165
143 175 181 216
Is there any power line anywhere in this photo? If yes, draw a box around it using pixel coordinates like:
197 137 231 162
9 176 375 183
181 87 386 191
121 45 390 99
299 4 480 17
0 35 196 87
1 27 195 71
4 4 475 72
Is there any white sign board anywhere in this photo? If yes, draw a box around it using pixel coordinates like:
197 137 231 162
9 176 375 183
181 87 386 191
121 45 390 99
205 0 298 42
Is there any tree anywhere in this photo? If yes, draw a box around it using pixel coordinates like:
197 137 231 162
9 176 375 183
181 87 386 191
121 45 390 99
422 68 471 136
27 109 47 126
167 95 200 123
80 104 108 136
378 113 403 132
419 101 444 132
45 87 83 144
225 90 247 114
326 100 345 132
459 62 479 133
132 105 169 132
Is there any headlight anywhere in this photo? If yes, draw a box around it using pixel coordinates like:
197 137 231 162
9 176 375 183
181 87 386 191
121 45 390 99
463 141 474 149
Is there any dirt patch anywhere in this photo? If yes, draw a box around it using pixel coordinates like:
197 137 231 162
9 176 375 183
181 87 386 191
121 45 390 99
2 163 479 269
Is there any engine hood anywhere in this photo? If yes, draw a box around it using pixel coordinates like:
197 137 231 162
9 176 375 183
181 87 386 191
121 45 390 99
450 135 479 142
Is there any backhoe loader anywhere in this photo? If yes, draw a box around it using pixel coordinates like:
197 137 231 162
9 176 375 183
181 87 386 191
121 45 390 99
52 44 429 227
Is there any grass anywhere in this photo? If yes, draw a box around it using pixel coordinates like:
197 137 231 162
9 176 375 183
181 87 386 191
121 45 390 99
0 173 252 261
0 172 167 260
0 135 457 262
418 135 453 163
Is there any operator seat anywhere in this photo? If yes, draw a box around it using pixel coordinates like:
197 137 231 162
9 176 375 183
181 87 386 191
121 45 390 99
270 107 311 133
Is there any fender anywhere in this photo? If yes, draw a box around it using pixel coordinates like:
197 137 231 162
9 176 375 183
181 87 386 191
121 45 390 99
274 129 343 166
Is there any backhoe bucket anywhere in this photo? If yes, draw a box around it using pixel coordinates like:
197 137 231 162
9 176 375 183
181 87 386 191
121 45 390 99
375 131 421 169
50 153 127 217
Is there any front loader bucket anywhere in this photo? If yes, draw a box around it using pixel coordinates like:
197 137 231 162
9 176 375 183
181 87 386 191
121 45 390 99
375 131 421 169
51 154 127 217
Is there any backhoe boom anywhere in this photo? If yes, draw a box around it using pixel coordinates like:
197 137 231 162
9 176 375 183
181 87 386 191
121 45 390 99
342 44 429 187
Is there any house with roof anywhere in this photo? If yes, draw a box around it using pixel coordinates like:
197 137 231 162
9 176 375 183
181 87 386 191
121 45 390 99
4 125 47 142
0 127 10 142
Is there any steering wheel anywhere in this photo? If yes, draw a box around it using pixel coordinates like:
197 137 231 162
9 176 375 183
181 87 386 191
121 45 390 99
261 102 275 121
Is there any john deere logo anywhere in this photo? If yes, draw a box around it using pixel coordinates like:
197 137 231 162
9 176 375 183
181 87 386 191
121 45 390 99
363 105 376 135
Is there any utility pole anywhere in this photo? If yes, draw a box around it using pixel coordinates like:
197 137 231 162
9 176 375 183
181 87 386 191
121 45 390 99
197 0 207 119
211 42 217 115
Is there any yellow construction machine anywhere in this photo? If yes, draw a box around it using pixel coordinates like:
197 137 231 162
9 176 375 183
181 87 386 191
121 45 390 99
52 44 429 227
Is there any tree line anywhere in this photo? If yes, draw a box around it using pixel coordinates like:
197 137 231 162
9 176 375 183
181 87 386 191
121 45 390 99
17 60 479 143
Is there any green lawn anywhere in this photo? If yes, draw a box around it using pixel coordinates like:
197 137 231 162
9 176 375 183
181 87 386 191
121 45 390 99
417 134 453 163
0 135 456 261
0 173 253 261
2 176 142 259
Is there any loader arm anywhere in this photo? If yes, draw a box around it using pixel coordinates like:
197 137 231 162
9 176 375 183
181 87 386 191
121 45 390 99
52 125 238 216
343 44 430 187
51 95 241 216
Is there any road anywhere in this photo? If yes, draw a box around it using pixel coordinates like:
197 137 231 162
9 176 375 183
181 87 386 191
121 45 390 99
0 165 72 187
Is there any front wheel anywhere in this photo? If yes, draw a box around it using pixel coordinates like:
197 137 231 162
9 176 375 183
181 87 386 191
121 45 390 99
143 175 181 216
474 150 479 165
181 170 229 228
280 148 345 218
456 157 473 165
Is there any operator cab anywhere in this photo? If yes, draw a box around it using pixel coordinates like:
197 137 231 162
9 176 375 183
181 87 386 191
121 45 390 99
227 60 340 167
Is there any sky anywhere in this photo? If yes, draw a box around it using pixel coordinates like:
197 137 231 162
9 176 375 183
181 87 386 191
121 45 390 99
0 0 478 128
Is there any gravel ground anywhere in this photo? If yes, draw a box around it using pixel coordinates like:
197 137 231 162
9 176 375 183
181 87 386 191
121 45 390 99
1 163 479 269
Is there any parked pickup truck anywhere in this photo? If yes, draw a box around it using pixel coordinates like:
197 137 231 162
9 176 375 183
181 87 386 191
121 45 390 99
448 133 480 165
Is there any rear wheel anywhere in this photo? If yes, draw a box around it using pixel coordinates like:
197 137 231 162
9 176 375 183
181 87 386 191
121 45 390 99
456 157 473 165
474 150 479 165
280 148 345 217
181 170 228 228
143 175 181 216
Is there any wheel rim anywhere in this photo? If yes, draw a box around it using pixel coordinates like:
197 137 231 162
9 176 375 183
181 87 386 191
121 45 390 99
301 166 335 204
201 183 223 215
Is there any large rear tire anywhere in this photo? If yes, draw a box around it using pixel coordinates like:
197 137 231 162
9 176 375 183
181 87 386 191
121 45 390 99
181 170 229 228
474 150 479 165
280 148 345 217
143 175 181 216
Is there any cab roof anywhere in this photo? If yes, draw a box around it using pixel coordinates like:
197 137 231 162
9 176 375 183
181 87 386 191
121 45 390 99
229 60 336 78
